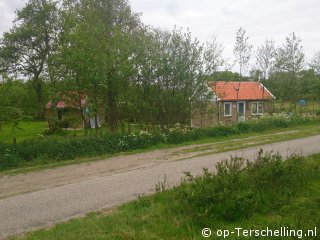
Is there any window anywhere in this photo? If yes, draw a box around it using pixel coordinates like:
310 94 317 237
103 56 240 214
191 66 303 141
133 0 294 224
251 102 263 115
224 102 232 117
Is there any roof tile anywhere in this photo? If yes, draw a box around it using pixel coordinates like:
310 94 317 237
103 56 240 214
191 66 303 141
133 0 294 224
211 81 274 101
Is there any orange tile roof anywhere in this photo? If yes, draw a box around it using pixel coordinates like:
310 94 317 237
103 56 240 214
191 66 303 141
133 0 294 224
210 81 275 101
46 92 87 109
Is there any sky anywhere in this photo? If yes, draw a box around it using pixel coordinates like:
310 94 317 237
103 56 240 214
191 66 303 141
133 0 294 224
1 0 320 69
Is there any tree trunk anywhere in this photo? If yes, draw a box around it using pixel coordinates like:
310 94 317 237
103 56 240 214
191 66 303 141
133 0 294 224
33 76 45 120
107 89 117 133
94 114 98 134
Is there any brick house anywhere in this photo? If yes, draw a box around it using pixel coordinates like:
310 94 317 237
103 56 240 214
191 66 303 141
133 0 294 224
192 81 275 127
46 92 104 129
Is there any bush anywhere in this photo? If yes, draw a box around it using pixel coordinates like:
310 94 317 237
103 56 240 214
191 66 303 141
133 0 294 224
236 113 319 133
0 130 163 171
0 114 319 171
0 154 23 170
44 119 70 136
207 125 239 137
164 124 197 144
178 151 309 222
237 122 250 133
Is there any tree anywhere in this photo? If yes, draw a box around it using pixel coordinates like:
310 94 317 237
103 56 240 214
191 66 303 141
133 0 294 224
233 27 252 78
256 39 276 80
203 35 225 81
310 51 320 75
272 33 305 110
130 27 208 128
0 0 60 119
60 0 141 132
0 76 30 143
275 32 305 75
208 71 241 82
249 68 263 81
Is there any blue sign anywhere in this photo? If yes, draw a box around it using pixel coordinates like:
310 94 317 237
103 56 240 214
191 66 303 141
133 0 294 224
299 100 306 106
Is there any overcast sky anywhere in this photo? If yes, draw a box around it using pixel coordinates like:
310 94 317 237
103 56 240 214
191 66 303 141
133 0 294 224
1 0 320 68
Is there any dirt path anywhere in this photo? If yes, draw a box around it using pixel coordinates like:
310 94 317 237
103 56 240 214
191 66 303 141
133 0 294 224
0 135 320 239
0 130 299 199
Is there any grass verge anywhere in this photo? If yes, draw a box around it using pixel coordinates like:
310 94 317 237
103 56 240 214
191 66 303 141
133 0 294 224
12 152 320 240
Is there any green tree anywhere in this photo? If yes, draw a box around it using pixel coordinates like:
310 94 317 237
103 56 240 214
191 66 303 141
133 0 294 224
59 0 141 132
256 39 276 80
274 32 305 110
310 51 320 75
208 71 241 82
233 27 253 78
128 27 208 129
203 35 225 81
275 32 305 75
152 27 207 128
0 0 60 119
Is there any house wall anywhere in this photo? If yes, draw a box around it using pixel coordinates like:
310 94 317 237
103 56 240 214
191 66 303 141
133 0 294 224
192 100 273 127
191 105 218 127
220 100 273 124
220 101 238 124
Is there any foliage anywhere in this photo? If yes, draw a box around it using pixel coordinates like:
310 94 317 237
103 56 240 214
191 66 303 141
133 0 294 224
1 0 319 134
164 123 196 144
59 0 141 132
0 0 60 118
256 39 276 80
274 32 305 75
130 27 208 129
269 33 306 106
310 50 320 74
0 130 158 170
13 153 320 240
1 115 319 171
203 35 225 80
0 79 47 120
207 70 241 82
233 27 253 78
178 151 313 222
0 79 34 142
237 113 319 133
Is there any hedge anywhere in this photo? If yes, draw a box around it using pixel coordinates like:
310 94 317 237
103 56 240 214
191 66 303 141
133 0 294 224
0 114 319 171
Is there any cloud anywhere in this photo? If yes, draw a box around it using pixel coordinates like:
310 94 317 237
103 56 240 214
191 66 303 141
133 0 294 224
131 0 320 63
1 0 319 64
0 0 27 35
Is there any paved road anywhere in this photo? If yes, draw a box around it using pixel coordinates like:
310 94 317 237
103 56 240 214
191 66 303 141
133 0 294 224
1 135 320 239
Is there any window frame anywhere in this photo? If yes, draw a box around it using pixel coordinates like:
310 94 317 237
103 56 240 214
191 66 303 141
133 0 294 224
251 102 263 115
224 102 232 117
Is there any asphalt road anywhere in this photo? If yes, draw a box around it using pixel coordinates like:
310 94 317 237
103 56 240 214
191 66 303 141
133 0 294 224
1 135 320 239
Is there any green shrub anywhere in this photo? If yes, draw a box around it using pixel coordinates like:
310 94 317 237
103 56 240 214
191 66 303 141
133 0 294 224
237 122 250 133
196 125 240 138
165 124 197 144
178 151 310 222
0 154 23 170
0 114 319 171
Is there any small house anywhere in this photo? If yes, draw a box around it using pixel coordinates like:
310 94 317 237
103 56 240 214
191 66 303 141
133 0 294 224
212 81 276 123
46 92 104 129
192 81 275 127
